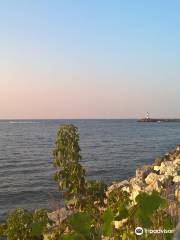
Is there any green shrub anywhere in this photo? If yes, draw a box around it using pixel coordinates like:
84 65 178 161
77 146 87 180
6 208 33 240
0 208 50 240
0 223 7 237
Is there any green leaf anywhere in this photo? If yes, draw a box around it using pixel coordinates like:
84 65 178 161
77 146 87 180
122 232 127 240
115 204 128 220
31 221 46 236
135 191 165 216
102 208 114 236
61 234 75 240
68 212 92 238
135 209 151 228
61 234 85 240
135 191 167 228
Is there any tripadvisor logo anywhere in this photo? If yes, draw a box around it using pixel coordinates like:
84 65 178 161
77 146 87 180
135 227 144 235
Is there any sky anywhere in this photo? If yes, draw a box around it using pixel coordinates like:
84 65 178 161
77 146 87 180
0 0 180 119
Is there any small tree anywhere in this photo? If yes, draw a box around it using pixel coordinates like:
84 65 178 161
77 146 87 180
53 124 86 202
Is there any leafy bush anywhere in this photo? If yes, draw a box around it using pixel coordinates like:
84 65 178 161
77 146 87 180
61 190 174 240
0 208 50 240
6 208 33 240
0 223 7 237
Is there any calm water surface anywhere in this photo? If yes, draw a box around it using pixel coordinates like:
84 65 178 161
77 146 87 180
1 119 180 221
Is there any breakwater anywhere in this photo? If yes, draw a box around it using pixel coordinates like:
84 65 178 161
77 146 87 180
108 145 180 216
138 118 180 123
49 146 180 222
107 145 180 239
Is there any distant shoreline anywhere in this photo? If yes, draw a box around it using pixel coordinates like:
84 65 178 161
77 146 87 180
138 118 180 123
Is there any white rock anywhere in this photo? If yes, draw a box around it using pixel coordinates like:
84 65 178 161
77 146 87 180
130 177 144 191
145 173 159 185
175 185 180 202
158 175 171 185
173 176 180 183
121 186 130 193
164 167 178 177
145 180 162 193
159 161 179 176
159 161 173 174
107 180 129 193
154 166 161 172
48 208 71 223
173 159 180 166
131 190 141 202
176 146 180 151
114 218 128 229
136 165 151 180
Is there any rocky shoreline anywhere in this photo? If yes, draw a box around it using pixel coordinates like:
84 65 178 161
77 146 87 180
49 146 180 224
47 145 180 240
107 145 180 221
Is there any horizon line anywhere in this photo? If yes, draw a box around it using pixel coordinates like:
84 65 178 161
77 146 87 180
1 117 180 121
0 118 138 120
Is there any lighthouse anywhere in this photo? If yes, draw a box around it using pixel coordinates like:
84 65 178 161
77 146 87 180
146 112 150 120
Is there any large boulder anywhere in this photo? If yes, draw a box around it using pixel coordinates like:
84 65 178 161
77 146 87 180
173 159 180 166
145 180 162 193
173 176 180 183
129 177 145 201
130 177 145 192
107 180 129 195
144 173 171 192
158 175 171 186
153 165 161 172
135 165 152 181
145 172 159 185
47 208 73 224
159 161 179 176
121 185 130 193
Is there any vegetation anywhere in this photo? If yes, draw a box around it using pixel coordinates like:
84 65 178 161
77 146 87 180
53 125 86 202
0 208 50 240
0 124 176 240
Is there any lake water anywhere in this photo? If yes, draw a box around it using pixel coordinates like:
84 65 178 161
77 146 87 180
1 119 180 221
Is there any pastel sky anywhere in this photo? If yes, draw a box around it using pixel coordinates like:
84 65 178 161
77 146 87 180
0 0 180 119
